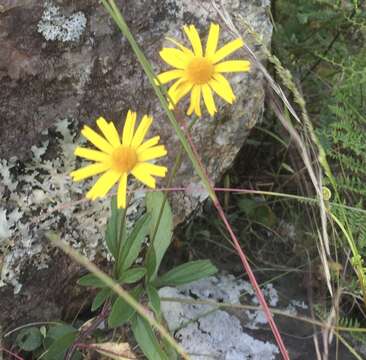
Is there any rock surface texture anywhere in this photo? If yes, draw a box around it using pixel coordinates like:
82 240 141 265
0 0 272 329
159 274 281 360
159 273 360 359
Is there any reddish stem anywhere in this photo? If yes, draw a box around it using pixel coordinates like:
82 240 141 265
182 123 290 360
214 200 289 359
0 347 24 360
146 186 269 195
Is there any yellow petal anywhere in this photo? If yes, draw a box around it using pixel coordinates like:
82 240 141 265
205 23 220 57
81 126 114 154
122 110 137 146
187 90 195 115
211 38 244 63
131 163 156 188
165 78 183 108
96 117 120 147
166 37 194 56
187 85 201 117
137 136 160 153
168 77 184 92
117 172 128 208
140 163 168 177
131 115 153 148
74 147 110 162
202 84 217 116
138 145 167 162
183 25 203 57
159 48 191 69
209 74 236 104
215 60 250 72
70 162 110 181
157 69 185 84
86 169 121 200
194 86 202 117
169 80 193 106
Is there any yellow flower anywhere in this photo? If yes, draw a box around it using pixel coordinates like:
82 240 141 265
71 112 168 208
157 23 250 117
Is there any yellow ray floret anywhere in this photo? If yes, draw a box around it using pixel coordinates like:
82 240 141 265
157 23 251 117
70 113 168 208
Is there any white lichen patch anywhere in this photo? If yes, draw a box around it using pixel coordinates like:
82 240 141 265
31 140 49 161
37 2 87 42
0 209 12 241
284 299 309 316
0 207 22 243
0 119 144 292
160 273 308 358
291 299 308 309
252 283 279 307
159 274 280 360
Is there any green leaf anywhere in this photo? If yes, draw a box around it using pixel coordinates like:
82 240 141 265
105 196 123 259
46 324 76 339
297 13 309 24
16 327 42 352
162 337 178 360
238 198 257 217
78 273 106 288
118 213 151 274
145 246 157 281
131 314 168 360
43 324 78 360
43 324 76 348
147 284 161 319
155 260 218 287
92 288 111 312
119 267 146 284
108 286 142 328
253 204 276 227
145 192 173 280
44 332 79 360
238 199 276 227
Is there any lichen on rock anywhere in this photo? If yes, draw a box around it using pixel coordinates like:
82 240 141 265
0 119 145 293
37 1 87 42
159 274 281 360
0 0 272 327
159 273 311 359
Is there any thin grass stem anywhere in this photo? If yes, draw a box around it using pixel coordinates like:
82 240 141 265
51 236 191 360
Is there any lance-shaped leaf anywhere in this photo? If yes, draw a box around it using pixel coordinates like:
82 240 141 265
119 267 146 284
117 213 151 275
145 192 173 280
108 286 142 328
131 314 168 360
106 196 124 259
155 260 218 287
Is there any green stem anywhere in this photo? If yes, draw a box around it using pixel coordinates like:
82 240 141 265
101 0 216 201
100 3 289 358
115 200 128 278
149 117 199 254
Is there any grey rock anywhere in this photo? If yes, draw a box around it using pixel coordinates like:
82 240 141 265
0 0 272 329
158 274 280 360
158 273 361 359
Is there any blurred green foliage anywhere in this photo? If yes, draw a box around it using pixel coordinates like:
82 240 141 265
274 0 366 252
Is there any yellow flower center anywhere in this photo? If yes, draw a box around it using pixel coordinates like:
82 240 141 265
186 57 214 85
111 146 137 173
